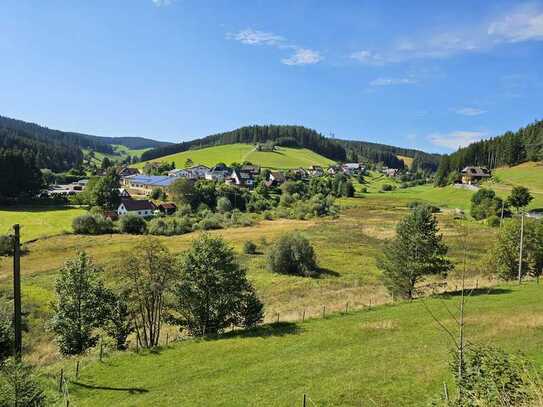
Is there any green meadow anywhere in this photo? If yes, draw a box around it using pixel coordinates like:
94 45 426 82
135 143 334 169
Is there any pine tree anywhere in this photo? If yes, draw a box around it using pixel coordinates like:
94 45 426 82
378 206 452 299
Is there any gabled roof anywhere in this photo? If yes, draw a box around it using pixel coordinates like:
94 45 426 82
158 202 177 210
270 171 286 182
461 166 491 176
120 199 156 211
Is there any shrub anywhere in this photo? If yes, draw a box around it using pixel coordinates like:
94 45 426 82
72 214 113 235
150 188 162 200
243 240 257 254
0 359 46 406
381 184 394 192
0 236 13 256
216 196 232 213
119 214 147 234
486 215 501 227
197 213 222 230
266 233 318 276
360 187 368 193
148 217 192 236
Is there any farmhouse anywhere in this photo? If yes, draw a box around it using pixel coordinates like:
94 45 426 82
341 163 362 175
121 175 178 196
228 169 256 188
158 202 177 215
186 165 211 179
117 198 156 217
118 166 140 177
461 166 491 185
266 171 286 187
308 165 324 177
205 164 231 181
167 168 190 178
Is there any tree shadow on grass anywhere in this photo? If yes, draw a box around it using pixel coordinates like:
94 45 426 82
439 287 512 298
72 381 149 394
312 267 340 278
219 322 301 340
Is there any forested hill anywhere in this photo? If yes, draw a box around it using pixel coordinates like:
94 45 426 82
141 124 440 170
141 125 347 162
0 116 171 152
337 139 441 172
434 119 543 185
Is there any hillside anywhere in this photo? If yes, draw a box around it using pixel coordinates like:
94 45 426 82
136 143 334 169
48 282 543 406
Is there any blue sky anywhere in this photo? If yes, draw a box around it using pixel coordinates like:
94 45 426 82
1 0 542 153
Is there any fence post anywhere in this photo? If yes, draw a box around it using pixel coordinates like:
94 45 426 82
276 313 280 323
166 333 169 346
303 393 307 407
58 369 64 393
345 302 349 313
99 337 104 362
476 279 479 289
302 309 305 322
322 306 326 319
75 360 80 380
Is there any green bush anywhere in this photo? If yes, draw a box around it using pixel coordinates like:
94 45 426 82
148 216 192 236
197 213 223 230
216 196 232 213
243 240 257 254
381 184 394 192
266 233 318 276
119 214 147 234
0 359 46 406
0 236 13 256
72 214 113 235
486 215 501 227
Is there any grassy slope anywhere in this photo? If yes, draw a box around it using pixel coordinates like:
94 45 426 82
489 161 543 208
50 283 543 406
0 207 86 242
135 143 334 169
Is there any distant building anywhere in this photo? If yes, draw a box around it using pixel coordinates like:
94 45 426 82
186 165 210 179
228 169 256 188
461 166 491 185
158 202 177 216
266 171 286 187
307 165 324 177
167 168 190 178
118 167 140 177
121 175 178 196
117 198 156 217
118 188 131 198
341 163 362 175
205 164 231 182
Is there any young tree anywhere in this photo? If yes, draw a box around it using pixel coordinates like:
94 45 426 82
507 186 533 212
88 171 121 210
184 158 193 168
173 234 263 336
103 292 134 351
50 252 110 355
169 178 196 208
118 238 177 348
0 359 46 406
489 218 543 281
377 206 452 299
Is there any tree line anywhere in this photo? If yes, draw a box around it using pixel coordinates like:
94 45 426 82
434 119 543 186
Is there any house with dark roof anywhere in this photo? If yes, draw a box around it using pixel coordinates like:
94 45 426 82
117 198 156 217
266 171 286 187
461 166 491 185
205 164 231 181
118 166 140 177
228 169 256 188
158 202 177 215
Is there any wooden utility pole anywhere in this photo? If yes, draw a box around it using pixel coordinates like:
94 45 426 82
13 224 22 359
518 211 525 285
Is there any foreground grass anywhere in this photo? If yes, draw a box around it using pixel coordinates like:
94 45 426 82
45 282 543 406
0 206 86 242
135 143 334 169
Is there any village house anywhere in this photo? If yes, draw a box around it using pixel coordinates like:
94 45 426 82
384 168 399 177
266 171 286 187
307 165 324 177
205 164 231 181
118 188 131 198
290 168 309 180
327 165 340 175
121 175 178 196
186 165 211 179
167 168 190 178
461 166 491 185
341 163 362 175
241 164 260 176
117 166 140 177
228 169 256 188
117 198 156 217
157 202 177 216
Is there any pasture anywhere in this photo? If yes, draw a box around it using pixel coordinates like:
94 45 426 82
135 143 334 169
44 282 543 406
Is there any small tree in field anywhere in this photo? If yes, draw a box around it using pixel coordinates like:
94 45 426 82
507 186 533 212
50 252 110 355
0 359 46 406
173 234 263 336
266 233 317 276
119 238 177 348
103 292 134 351
377 206 452 299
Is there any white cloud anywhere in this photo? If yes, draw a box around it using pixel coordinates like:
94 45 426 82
351 3 543 65
369 77 417 86
428 131 487 149
152 0 174 6
281 48 323 65
227 28 322 66
488 4 543 42
452 107 487 116
226 29 285 46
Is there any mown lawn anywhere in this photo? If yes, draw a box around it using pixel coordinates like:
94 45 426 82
0 206 86 242
135 143 334 169
44 282 543 406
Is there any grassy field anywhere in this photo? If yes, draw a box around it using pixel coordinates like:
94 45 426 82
135 143 334 169
488 161 543 209
43 282 543 406
0 207 86 242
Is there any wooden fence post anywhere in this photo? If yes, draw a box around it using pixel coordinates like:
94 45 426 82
99 337 104 362
302 309 305 322
58 369 64 393
276 313 280 323
345 302 349 313
303 393 307 407
75 360 80 380
322 306 326 319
